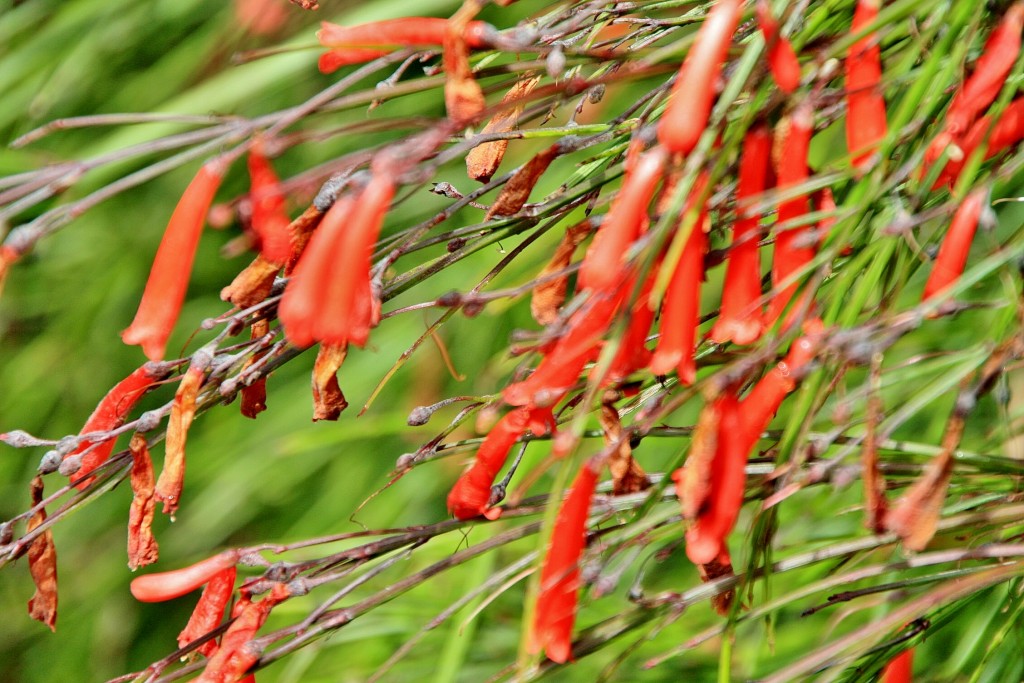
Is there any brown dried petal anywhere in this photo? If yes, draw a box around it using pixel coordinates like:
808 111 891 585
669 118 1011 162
220 255 281 309
530 219 591 325
443 3 485 125
598 404 649 495
27 476 58 631
285 206 325 276
677 397 721 520
156 366 204 517
487 144 560 220
127 434 159 570
862 358 887 534
312 343 349 421
697 553 735 616
466 75 541 183
240 319 270 419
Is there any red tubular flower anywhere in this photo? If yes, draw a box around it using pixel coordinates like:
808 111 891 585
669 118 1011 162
279 196 355 348
122 161 225 361
922 188 988 302
946 3 1024 136
767 105 815 326
846 0 887 168
756 0 801 93
578 148 667 292
685 390 744 564
602 271 657 383
316 18 492 74
649 174 710 384
657 0 743 155
197 583 290 683
710 124 771 345
130 550 240 603
934 98 1024 187
447 407 532 520
530 461 599 664
882 648 914 683
247 143 293 265
178 566 237 657
316 173 393 347
503 288 627 407
738 321 822 447
68 364 159 490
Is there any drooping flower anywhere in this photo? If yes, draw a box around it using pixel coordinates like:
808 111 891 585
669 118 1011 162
247 142 293 265
710 124 771 345
130 550 241 603
447 407 532 520
122 161 225 361
177 566 237 657
657 0 744 155
922 188 988 302
531 461 599 663
68 364 161 490
756 0 801 93
846 0 888 168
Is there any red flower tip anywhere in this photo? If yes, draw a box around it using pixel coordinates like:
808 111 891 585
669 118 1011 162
122 161 225 361
130 550 240 603
656 0 743 155
531 462 599 663
756 0 801 93
882 647 914 683
846 0 888 169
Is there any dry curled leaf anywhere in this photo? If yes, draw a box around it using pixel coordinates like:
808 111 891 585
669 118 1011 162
486 143 560 220
466 75 541 183
220 254 281 309
443 3 485 125
27 476 58 631
240 319 270 419
312 343 349 421
285 205 324 276
530 219 590 325
156 364 204 517
598 400 649 495
127 434 159 570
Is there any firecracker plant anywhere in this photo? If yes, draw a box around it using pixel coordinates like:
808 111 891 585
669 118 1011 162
4 0 1024 681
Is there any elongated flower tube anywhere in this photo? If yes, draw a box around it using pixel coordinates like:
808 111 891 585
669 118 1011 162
710 124 771 345
768 105 814 326
602 271 657 383
247 144 293 265
649 173 710 384
317 19 492 74
531 461 599 663
503 287 627 407
122 161 225 361
177 566 237 657
197 583 290 683
68 364 160 490
945 3 1024 136
933 98 1024 187
657 0 743 155
130 550 240 603
846 0 887 168
578 148 666 292
756 0 801 93
922 189 988 302
447 407 532 520
279 196 355 349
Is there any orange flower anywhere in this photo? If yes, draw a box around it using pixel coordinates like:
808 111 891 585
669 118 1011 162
846 0 887 168
657 0 743 155
710 124 771 345
177 566 237 657
247 143 293 265
68 364 160 490
447 407 534 520
531 461 599 663
922 188 988 302
649 173 710 384
130 550 240 603
122 161 225 361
